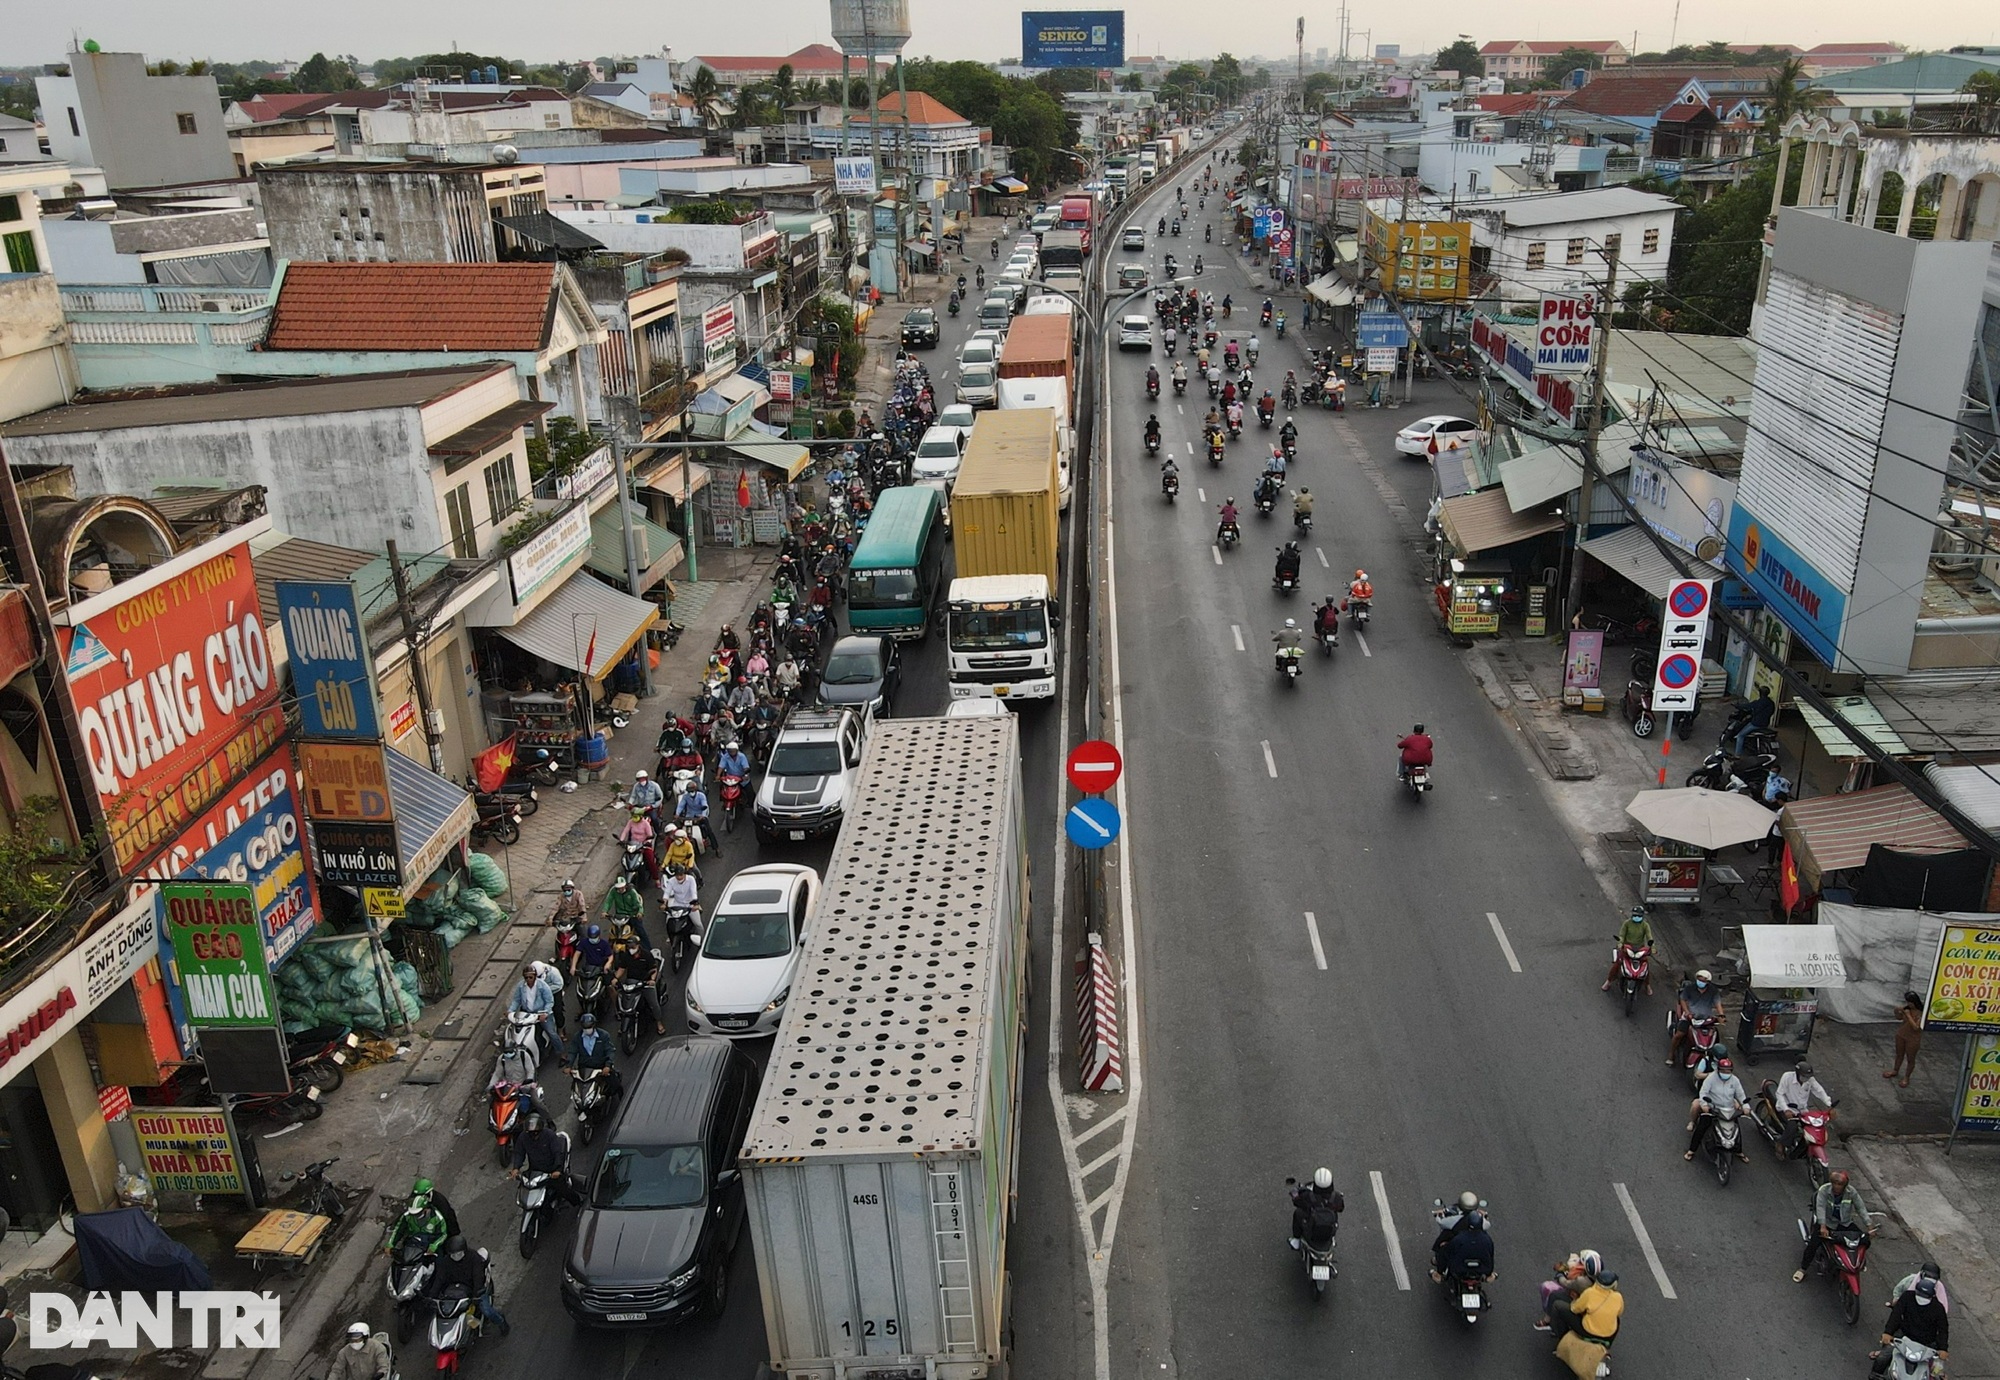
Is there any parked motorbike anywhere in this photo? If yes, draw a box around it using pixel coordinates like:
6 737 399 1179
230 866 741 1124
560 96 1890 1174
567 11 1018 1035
470 795 522 847
487 1079 538 1166
517 1129 572 1259
1275 644 1304 686
294 1155 344 1219
472 778 539 818
288 1026 360 1093
226 1080 323 1124
570 1065 618 1147
1621 678 1657 739
1684 749 1779 796
1753 1085 1836 1189
387 1238 436 1343
514 748 561 788
1612 943 1652 1018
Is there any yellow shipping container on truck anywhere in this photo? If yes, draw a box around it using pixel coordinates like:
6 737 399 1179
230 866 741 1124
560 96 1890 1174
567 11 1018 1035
951 409 1060 591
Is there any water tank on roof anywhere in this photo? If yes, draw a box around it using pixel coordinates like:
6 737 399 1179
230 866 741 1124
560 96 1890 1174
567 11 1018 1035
829 0 911 55
491 144 519 164
485 65 500 84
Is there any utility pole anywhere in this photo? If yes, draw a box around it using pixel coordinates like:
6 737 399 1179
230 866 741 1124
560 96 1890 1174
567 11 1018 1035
385 539 446 775
1565 246 1620 626
610 434 653 695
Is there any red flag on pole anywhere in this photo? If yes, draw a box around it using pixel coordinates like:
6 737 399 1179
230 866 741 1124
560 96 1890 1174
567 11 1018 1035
583 621 598 675
473 734 518 793
737 470 753 510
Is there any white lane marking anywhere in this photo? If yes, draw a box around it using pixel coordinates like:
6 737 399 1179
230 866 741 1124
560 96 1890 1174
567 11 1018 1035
1486 912 1523 973
1260 740 1277 778
1070 1104 1128 1148
1176 403 1184 415
1211 545 1222 565
1370 1170 1412 1291
1231 624 1244 652
1355 630 1372 657
1197 487 1206 502
1316 546 1330 568
1304 911 1327 970
1079 1143 1123 1179
1186 440 1195 455
1613 1182 1679 1300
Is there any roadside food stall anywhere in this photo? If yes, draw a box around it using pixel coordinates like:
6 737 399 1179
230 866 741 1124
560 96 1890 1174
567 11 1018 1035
1736 924 1848 1062
1626 787 1778 911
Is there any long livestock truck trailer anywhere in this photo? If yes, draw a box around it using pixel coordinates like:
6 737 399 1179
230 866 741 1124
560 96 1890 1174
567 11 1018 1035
742 715 1029 1380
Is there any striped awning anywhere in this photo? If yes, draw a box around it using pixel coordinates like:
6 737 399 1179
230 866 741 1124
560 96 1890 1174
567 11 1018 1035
1780 784 1968 892
995 176 1029 194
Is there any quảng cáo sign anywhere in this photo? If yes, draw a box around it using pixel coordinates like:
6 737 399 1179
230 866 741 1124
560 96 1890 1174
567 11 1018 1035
160 881 276 1028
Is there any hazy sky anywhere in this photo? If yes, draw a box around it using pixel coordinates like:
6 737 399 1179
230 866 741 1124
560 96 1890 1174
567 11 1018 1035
8 0 1995 69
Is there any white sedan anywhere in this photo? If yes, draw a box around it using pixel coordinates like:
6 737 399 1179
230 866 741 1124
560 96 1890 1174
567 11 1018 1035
1393 414 1485 458
1117 315 1153 351
682 863 819 1039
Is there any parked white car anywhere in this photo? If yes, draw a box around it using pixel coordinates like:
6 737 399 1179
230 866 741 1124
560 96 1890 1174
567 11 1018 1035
682 863 820 1039
1393 414 1485 458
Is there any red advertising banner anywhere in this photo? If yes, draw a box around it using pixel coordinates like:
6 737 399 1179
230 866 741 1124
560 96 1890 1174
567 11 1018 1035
58 542 285 871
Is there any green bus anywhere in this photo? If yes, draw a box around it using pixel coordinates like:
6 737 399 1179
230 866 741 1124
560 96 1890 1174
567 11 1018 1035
846 485 946 640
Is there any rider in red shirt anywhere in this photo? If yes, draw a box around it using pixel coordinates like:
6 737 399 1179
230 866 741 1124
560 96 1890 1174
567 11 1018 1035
1396 724 1434 782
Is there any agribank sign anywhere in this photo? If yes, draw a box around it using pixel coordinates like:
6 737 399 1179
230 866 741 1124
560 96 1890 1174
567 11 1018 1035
59 540 284 871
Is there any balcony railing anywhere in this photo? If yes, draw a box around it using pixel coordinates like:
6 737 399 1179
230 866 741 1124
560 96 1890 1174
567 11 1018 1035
60 284 268 314
640 367 692 419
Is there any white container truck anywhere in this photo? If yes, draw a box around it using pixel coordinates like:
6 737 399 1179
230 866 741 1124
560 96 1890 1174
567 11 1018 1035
742 716 1028 1380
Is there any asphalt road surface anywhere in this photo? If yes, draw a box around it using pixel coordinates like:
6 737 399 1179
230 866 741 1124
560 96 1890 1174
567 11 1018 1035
1095 153 1930 1380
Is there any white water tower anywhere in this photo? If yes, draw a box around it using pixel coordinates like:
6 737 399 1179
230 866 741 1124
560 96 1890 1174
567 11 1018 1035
829 0 911 57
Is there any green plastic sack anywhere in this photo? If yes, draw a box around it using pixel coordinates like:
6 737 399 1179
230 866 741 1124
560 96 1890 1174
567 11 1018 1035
467 853 509 899
462 891 507 933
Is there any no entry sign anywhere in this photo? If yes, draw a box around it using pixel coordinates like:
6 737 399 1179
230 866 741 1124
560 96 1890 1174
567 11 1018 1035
1066 739 1123 794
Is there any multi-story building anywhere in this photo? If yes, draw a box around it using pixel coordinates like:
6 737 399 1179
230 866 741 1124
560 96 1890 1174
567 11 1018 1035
258 160 551 264
35 49 236 191
0 167 77 425
806 92 986 180
682 43 882 90
1477 40 1630 84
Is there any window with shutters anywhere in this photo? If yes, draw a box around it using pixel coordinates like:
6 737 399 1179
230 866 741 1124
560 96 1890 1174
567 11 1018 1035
483 456 521 525
1525 241 1546 269
1566 238 1585 265
445 484 478 558
1643 227 1661 254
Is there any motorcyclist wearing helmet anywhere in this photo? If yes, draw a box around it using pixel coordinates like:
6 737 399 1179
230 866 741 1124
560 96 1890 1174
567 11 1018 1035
1287 1167 1345 1251
1146 364 1161 394
1272 619 1305 670
1144 414 1162 447
1216 498 1240 544
1887 1262 1951 1314
426 1234 508 1333
1686 1047 1750 1161
1396 723 1434 782
386 1177 455 1254
1292 487 1314 518
1795 1167 1869 1280
572 920 615 981
1604 905 1655 994
550 878 585 929
1349 569 1374 603
326 1321 393 1380
1551 1269 1624 1347
1279 416 1298 450
509 1111 582 1206
1313 596 1340 645
1429 1193 1494 1281
1274 541 1302 583
1668 968 1724 1069
613 934 669 1036
570 1011 622 1100
599 877 649 949
659 862 702 934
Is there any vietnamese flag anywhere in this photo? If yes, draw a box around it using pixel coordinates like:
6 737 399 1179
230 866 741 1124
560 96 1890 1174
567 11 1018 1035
1428 431 1440 457
583 621 598 675
473 734 518 793
737 470 753 510
1778 841 1802 915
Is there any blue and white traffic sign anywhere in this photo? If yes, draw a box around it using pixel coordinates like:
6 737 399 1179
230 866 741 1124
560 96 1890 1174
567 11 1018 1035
1066 796 1123 850
1657 654 1699 691
1357 311 1410 350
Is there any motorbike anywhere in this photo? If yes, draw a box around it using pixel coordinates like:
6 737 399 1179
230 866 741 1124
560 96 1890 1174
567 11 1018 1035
1209 436 1225 466
1207 375 1220 399
514 748 560 788
1621 678 1657 738
1402 762 1432 799
224 1078 324 1124
1273 568 1300 596
1248 346 1260 368
1672 1012 1723 1087
1685 749 1779 796
947 296 960 317
718 771 748 832
1753 1085 1836 1189
1226 416 1243 441
473 778 539 818
1878 1336 1944 1380
1275 644 1304 686
1719 706 1781 758
1284 1179 1339 1301
288 1025 360 1093
517 1129 572 1259
470 795 522 847
1276 315 1287 339
1317 622 1338 657
1172 372 1187 396
1294 510 1313 537
615 973 654 1056
665 905 699 976
427 1277 483 1375
569 1064 618 1147
493 1010 547 1088
487 1079 538 1166
1281 436 1298 461
1218 521 1241 549
1255 490 1276 518
387 1238 436 1343
1162 469 1180 502
1348 597 1372 627
1261 306 1274 327
574 965 609 1025
1431 1203 1490 1323
1224 349 1240 373
1258 408 1275 430
1146 374 1161 400
1698 1102 1745 1184
1145 432 1161 457
618 838 650 889
1283 384 1298 410
1612 943 1651 1017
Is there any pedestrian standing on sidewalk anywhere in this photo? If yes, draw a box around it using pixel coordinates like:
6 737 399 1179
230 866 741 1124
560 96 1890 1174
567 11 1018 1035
1885 991 1923 1086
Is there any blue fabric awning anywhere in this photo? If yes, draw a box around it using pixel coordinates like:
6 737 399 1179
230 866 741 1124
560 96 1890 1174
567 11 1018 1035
735 360 771 386
385 748 477 894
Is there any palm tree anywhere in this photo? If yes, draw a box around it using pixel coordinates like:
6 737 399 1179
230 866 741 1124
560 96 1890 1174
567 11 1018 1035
772 63 797 112
1761 57 1825 139
687 65 721 128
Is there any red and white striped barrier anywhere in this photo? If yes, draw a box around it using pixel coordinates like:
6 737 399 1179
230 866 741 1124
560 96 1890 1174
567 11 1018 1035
1075 932 1124 1093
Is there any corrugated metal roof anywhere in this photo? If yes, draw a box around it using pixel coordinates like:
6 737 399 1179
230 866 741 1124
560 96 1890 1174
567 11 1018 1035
1796 695 1913 760
1780 784 1966 887
1438 486 1565 555
493 571 655 680
0 365 510 436
1579 524 1722 599
1926 763 2000 829
384 746 477 887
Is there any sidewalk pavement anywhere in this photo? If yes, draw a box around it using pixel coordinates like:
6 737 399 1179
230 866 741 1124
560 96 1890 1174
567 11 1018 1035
1463 621 1999 1369
0 549 777 1380
855 211 1014 413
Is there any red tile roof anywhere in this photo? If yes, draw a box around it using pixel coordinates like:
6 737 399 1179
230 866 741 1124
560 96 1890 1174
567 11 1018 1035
1481 40 1624 55
1475 93 1542 115
234 92 342 123
867 91 969 125
1563 73 1704 117
264 263 557 353
697 44 878 74
1806 41 1901 54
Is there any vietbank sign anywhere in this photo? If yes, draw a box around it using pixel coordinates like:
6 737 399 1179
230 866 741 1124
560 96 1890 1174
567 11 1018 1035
1725 505 1848 667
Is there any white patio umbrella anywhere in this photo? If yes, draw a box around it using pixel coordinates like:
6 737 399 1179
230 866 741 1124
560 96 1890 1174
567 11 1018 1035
1625 787 1778 851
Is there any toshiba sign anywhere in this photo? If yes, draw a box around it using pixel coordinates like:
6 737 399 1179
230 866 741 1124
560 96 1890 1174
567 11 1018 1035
1533 292 1597 374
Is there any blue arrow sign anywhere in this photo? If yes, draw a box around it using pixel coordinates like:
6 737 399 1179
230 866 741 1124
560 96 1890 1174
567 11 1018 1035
1066 796 1122 850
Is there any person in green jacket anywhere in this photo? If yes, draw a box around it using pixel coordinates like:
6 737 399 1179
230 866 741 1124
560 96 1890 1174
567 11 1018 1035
1603 906 1655 995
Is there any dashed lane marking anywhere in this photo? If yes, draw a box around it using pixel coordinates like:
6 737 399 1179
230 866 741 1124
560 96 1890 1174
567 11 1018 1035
1370 1170 1412 1291
1486 912 1523 973
1260 740 1278 778
1304 911 1327 969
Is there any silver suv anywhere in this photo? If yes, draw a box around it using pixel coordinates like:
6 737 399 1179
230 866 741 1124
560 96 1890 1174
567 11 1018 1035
752 707 872 844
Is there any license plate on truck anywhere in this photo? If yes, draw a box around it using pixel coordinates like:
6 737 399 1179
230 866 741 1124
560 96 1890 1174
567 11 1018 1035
994 686 1010 696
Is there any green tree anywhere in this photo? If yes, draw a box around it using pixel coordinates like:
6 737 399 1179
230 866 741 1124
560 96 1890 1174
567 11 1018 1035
1962 70 2000 133
294 51 362 91
772 63 797 111
1539 46 1606 87
1118 72 1145 92
1434 39 1484 76
686 66 721 126
1761 57 1825 138
1210 53 1244 102
1694 40 1734 63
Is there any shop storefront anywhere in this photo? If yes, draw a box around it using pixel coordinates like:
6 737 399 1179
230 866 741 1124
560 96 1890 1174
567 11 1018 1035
1432 487 1566 633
